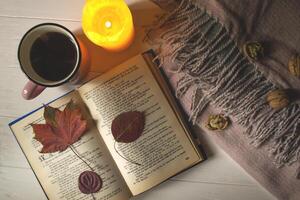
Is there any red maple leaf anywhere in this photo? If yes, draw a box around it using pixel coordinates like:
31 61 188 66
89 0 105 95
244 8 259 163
32 100 88 153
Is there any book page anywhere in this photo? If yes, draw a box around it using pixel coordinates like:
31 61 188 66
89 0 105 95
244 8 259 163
10 91 130 200
78 55 201 195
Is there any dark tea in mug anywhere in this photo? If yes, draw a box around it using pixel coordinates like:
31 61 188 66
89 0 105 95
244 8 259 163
30 32 78 82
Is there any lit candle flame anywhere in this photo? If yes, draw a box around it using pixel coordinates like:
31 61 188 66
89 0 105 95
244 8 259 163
105 21 112 29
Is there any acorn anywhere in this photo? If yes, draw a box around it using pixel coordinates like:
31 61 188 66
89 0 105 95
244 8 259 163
288 54 300 78
206 114 229 131
266 89 290 110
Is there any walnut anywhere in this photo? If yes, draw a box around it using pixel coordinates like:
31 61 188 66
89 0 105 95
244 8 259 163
206 114 229 131
266 89 290 110
288 54 300 78
243 41 264 61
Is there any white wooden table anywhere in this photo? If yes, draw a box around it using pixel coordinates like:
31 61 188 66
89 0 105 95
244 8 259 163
0 1 276 199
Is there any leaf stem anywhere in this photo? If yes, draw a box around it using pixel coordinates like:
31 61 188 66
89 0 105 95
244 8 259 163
114 141 141 166
91 193 96 200
70 145 94 171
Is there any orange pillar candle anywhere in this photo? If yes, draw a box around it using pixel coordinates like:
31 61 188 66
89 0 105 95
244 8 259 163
82 0 135 52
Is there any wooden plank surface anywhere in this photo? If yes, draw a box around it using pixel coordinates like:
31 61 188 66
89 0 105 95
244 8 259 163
0 0 275 199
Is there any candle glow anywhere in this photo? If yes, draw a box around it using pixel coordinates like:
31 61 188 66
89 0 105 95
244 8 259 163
82 0 135 51
105 21 112 28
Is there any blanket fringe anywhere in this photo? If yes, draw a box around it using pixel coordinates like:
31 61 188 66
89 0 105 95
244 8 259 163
149 0 300 175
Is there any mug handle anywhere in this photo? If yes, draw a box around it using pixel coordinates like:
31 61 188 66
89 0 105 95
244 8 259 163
22 80 46 100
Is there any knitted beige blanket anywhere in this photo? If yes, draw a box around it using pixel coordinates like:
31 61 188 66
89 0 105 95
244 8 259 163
148 0 300 199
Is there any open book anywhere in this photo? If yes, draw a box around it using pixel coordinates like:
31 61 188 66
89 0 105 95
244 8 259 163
9 50 205 200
